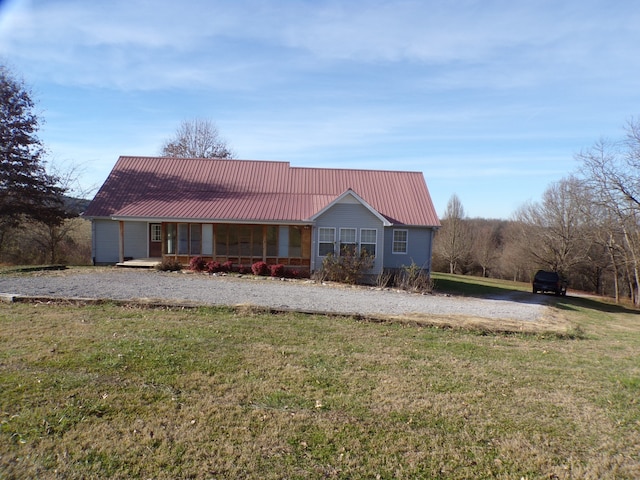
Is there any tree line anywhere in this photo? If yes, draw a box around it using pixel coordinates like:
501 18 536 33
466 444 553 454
433 118 640 305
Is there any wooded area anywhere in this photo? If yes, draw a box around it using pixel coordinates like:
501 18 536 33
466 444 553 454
433 118 640 305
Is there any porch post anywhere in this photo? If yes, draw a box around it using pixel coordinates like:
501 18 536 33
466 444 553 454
263 225 267 261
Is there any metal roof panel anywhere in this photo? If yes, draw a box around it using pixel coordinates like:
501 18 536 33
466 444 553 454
84 156 440 226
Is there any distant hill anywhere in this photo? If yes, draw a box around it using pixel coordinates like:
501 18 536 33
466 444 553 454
63 196 91 215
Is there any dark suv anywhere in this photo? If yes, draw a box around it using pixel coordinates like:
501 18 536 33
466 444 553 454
532 270 567 296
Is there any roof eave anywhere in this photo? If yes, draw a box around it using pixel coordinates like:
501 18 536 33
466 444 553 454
109 215 314 225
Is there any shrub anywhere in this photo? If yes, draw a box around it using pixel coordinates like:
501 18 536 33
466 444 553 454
189 256 207 272
238 264 249 274
252 261 269 276
206 261 222 274
376 269 394 288
396 262 433 293
289 269 309 279
155 258 182 272
316 249 374 285
375 263 432 292
291 269 310 279
222 261 233 272
270 264 285 277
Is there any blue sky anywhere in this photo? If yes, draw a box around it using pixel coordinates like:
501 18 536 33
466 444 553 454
1 0 639 219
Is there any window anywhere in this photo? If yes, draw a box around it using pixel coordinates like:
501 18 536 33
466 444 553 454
339 228 357 255
238 225 252 256
150 224 162 242
266 226 278 257
190 224 202 255
393 229 408 254
202 224 213 255
227 226 239 256
289 226 302 257
360 229 377 257
251 225 263 257
178 224 189 254
318 227 335 256
216 224 228 255
166 223 176 254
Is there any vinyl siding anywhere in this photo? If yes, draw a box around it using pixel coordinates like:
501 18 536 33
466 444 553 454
313 203 384 275
383 226 435 270
124 222 148 259
93 219 119 264
93 220 149 264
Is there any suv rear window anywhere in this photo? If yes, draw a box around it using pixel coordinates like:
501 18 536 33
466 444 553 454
535 271 559 282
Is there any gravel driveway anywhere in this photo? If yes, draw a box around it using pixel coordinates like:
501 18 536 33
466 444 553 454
0 268 549 323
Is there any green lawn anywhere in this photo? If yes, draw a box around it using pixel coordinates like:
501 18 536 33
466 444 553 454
1 277 639 479
432 272 531 296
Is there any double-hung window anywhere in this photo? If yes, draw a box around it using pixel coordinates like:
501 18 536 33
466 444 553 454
360 229 377 257
339 228 357 255
150 224 162 243
392 229 408 254
318 227 335 256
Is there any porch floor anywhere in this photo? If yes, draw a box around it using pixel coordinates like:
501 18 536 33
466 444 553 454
116 257 162 268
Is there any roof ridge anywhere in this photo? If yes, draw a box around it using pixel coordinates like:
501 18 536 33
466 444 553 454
117 156 423 174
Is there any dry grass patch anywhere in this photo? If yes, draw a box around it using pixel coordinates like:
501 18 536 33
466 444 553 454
386 309 574 336
1 300 639 479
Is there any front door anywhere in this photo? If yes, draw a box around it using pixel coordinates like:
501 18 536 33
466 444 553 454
149 223 162 257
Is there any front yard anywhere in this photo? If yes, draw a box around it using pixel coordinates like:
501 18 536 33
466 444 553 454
1 289 639 478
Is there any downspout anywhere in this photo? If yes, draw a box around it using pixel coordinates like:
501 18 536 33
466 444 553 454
310 224 316 273
91 220 96 265
119 221 125 263
427 227 437 275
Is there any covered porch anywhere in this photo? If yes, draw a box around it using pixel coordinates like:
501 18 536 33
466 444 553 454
115 220 313 273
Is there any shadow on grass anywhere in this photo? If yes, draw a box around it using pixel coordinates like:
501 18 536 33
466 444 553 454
553 295 640 315
432 276 517 297
432 273 640 314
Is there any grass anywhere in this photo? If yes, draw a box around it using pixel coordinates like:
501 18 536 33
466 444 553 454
431 272 531 296
1 276 640 479
0 265 67 274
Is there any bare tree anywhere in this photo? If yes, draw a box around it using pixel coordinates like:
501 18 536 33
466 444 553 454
497 220 534 282
434 194 472 274
161 118 235 159
513 176 590 275
577 121 640 304
28 162 93 264
469 219 504 277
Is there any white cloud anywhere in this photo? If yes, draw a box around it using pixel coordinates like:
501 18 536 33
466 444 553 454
2 0 639 94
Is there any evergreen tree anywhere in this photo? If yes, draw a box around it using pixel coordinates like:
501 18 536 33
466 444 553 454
0 65 66 230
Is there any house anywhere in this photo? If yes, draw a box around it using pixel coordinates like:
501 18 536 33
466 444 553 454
83 156 440 277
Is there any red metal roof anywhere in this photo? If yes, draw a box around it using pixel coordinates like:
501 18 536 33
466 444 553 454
84 156 440 226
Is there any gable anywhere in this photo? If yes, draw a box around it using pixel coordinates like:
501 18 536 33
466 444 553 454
309 189 391 226
314 201 385 228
